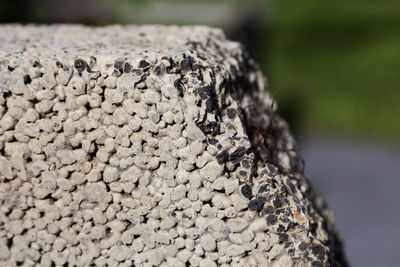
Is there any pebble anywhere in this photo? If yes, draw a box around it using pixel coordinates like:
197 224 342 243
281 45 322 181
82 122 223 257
200 234 216 252
227 218 249 233
200 258 218 267
199 161 223 182
85 183 111 203
147 248 164 266
185 123 205 141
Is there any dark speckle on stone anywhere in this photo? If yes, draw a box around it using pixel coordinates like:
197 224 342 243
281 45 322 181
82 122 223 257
192 63 200 71
277 224 285 233
123 62 132 73
174 79 185 96
209 138 218 145
23 75 31 85
266 163 278 176
133 69 143 76
248 196 266 212
285 242 294 249
154 66 162 76
299 241 308 251
281 185 290 195
239 170 247 177
274 197 283 208
227 108 237 119
230 65 237 77
205 99 214 113
74 59 86 73
216 150 229 164
275 208 284 215
197 86 210 100
230 146 247 163
258 184 268 193
287 222 296 230
289 182 297 193
264 205 274 215
248 200 258 211
180 56 193 71
114 60 124 70
311 244 325 258
242 160 250 168
267 214 277 225
208 121 220 136
279 233 289 242
139 60 150 69
312 261 324 267
227 124 235 130
112 69 121 77
33 60 42 68
250 166 258 178
241 184 253 199
55 61 63 68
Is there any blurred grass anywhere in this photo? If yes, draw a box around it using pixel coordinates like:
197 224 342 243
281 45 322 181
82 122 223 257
1 0 399 140
264 0 400 140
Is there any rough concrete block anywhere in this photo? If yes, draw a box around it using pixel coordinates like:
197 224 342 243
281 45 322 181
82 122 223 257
0 25 347 266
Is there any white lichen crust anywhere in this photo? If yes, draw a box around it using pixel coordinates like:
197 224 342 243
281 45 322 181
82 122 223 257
0 25 346 267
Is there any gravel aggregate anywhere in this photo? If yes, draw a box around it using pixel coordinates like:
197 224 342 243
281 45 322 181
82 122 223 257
0 25 347 266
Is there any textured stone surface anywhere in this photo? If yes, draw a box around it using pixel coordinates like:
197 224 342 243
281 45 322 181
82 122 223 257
0 25 347 266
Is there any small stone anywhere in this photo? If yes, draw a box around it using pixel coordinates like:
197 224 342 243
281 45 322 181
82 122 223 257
0 157 12 179
33 179 56 199
185 123 205 140
0 113 16 131
142 89 160 105
147 248 164 266
200 234 216 252
53 238 67 252
103 166 119 183
85 183 112 203
0 240 10 260
110 245 129 262
123 100 147 118
113 108 128 126
200 161 223 182
227 218 248 233
50 250 69 266
190 140 205 155
200 258 217 267
70 172 85 185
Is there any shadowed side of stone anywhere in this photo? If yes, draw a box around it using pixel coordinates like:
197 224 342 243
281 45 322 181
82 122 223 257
0 25 347 266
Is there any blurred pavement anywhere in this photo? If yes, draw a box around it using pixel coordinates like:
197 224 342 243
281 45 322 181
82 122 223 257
301 134 400 267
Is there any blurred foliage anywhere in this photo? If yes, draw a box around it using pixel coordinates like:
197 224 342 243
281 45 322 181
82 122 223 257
0 0 399 140
265 0 400 140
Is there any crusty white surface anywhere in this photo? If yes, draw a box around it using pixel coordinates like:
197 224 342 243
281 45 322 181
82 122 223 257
0 25 346 266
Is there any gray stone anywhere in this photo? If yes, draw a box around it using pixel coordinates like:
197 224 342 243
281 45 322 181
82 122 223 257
0 25 347 267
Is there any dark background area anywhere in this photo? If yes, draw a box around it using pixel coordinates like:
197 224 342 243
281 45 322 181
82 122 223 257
1 0 400 266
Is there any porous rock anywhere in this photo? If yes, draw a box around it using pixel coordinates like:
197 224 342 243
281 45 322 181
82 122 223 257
0 25 347 266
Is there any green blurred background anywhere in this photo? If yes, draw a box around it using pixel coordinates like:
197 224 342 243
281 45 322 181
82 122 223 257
1 1 400 266
266 0 400 141
2 0 399 141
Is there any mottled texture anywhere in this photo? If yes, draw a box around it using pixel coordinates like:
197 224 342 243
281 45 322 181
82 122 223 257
0 25 347 266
